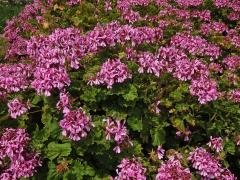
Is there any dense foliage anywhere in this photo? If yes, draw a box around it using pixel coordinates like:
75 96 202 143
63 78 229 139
0 0 240 179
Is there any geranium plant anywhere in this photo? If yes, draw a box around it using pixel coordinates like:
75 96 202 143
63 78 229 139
0 0 239 179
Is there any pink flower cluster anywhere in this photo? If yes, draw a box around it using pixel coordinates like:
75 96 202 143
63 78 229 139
189 77 218 104
67 0 81 6
56 91 72 114
3 1 44 58
188 147 236 179
88 59 132 89
117 0 150 23
228 89 240 103
27 28 82 69
223 56 240 71
105 117 132 153
127 47 217 104
214 0 230 8
0 128 41 179
214 0 240 20
156 159 191 180
115 158 146 180
0 64 32 98
171 33 221 58
59 108 94 141
200 21 229 35
26 22 162 95
175 0 203 7
31 66 70 96
134 52 164 77
207 136 223 153
7 98 30 119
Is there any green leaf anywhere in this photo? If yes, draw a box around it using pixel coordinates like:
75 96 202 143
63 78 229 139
224 140 235 155
151 127 166 146
171 118 185 131
47 142 72 160
80 87 100 102
127 116 143 132
31 96 42 105
123 85 138 101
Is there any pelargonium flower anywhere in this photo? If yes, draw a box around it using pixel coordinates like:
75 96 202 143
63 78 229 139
175 0 203 7
171 33 221 58
135 52 164 77
31 66 71 96
67 0 81 6
173 58 194 81
188 147 222 178
7 98 30 119
228 89 240 103
105 117 132 153
209 63 223 73
219 168 236 180
214 0 230 8
0 128 30 159
115 158 146 180
157 146 165 160
0 172 13 180
156 159 192 180
9 152 42 179
223 56 240 71
189 77 218 104
56 91 72 114
0 64 32 96
88 59 132 89
191 10 211 21
27 27 82 69
207 136 223 153
0 128 42 180
59 108 94 141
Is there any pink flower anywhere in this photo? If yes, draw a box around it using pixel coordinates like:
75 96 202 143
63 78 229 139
228 89 240 103
31 66 71 96
0 64 32 96
157 146 165 160
189 77 218 104
88 59 132 89
7 98 30 119
188 147 235 179
207 136 223 153
0 128 30 159
105 117 132 153
56 91 72 114
219 169 237 180
9 152 42 179
214 0 230 8
175 0 203 7
0 128 41 179
67 0 81 6
134 52 164 77
209 63 223 73
171 33 221 58
59 108 94 141
156 159 191 180
223 56 240 71
188 147 220 178
115 158 146 180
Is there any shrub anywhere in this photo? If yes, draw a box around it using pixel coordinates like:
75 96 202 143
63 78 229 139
0 0 239 179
